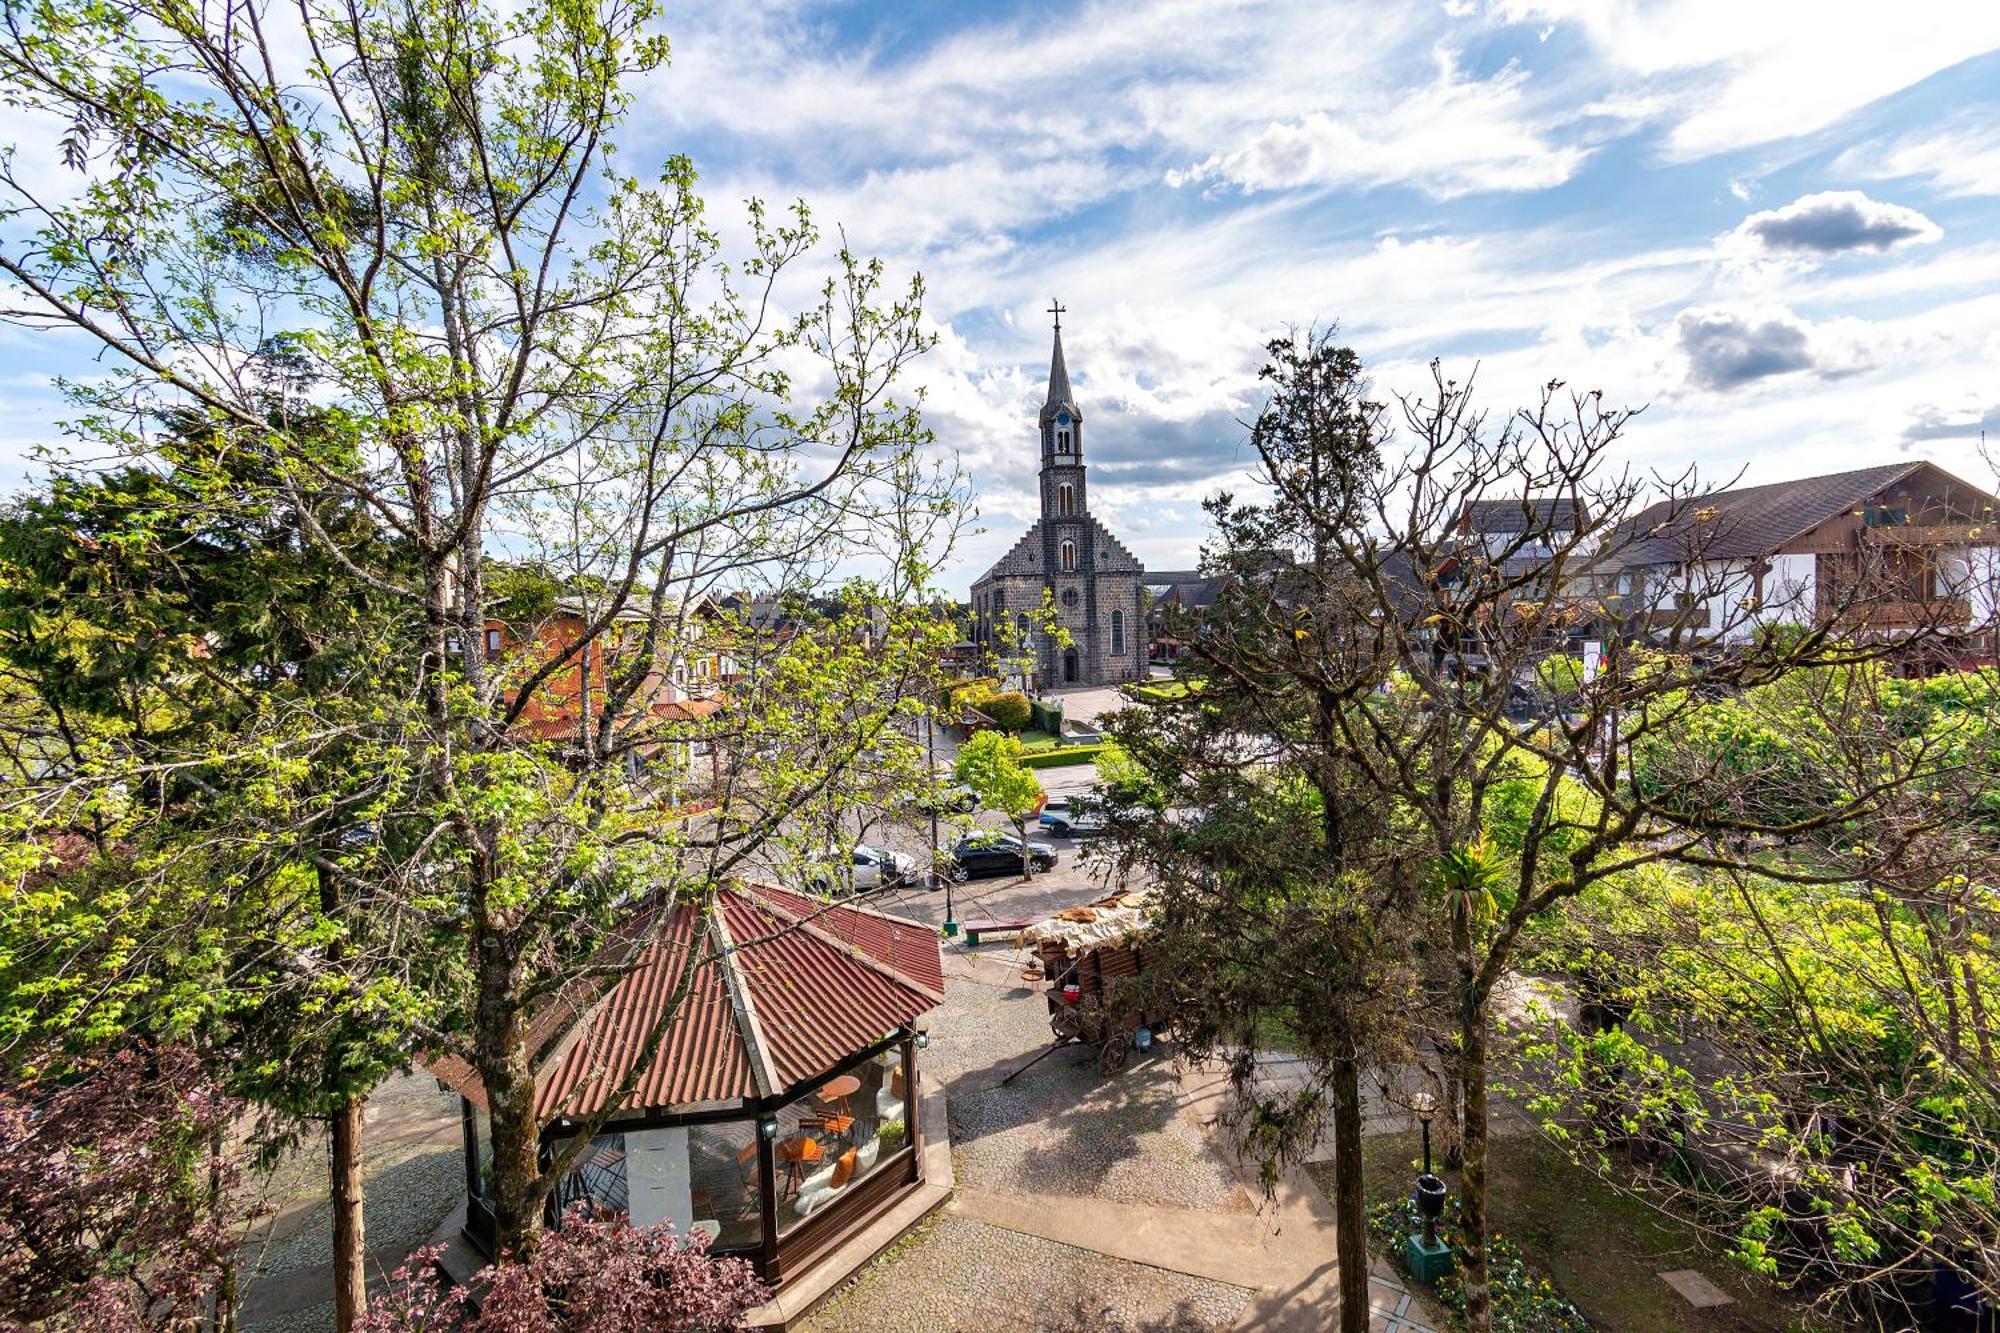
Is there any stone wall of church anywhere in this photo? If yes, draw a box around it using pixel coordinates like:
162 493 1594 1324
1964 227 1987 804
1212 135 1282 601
969 570 1146 688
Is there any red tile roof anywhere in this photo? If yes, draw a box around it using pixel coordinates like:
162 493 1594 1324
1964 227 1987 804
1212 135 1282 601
429 883 942 1122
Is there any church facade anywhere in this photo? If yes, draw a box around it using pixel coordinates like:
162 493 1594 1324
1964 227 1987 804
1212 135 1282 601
970 316 1147 688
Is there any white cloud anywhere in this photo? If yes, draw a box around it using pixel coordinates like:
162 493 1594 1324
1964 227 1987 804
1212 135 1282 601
1836 122 2000 198
1730 190 1941 256
1498 0 2000 158
1170 54 1589 199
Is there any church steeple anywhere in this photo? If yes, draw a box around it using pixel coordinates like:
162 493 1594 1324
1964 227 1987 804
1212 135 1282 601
1039 299 1081 461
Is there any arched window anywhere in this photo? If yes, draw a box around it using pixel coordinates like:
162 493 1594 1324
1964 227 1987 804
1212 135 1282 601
1111 609 1125 656
1058 484 1074 517
1015 612 1032 647
1057 429 1072 453
1060 540 1077 572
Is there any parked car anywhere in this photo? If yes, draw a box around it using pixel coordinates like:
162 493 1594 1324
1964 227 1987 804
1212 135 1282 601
902 781 979 815
941 831 1056 881
1040 804 1108 837
807 844 916 895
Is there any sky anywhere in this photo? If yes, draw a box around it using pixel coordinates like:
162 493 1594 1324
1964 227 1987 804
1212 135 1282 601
620 0 2000 590
4 0 2000 593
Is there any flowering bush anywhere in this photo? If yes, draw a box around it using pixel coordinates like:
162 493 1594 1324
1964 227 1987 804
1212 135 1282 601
1369 1196 1589 1333
363 1206 769 1333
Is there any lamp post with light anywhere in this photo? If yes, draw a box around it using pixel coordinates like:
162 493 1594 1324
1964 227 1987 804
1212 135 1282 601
1406 1090 1454 1282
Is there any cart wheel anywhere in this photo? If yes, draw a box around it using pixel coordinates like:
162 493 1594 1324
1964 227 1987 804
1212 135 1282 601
1050 1007 1084 1041
1097 1036 1131 1075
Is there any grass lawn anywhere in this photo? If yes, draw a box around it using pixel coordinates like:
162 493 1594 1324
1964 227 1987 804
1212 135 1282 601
1321 1130 1808 1333
1015 728 1062 752
1126 678 1202 703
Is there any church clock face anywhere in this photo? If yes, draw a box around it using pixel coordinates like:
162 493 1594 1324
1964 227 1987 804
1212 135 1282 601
1055 411 1071 426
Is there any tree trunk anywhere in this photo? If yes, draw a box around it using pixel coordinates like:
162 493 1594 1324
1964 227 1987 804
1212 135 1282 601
1458 989 1492 1333
1331 1054 1370 1333
476 929 545 1257
1436 1039 1466 1171
330 1095 368 1331
209 1121 239 1333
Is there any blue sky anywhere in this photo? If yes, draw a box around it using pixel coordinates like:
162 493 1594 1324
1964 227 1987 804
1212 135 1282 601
618 0 2000 589
4 0 2000 594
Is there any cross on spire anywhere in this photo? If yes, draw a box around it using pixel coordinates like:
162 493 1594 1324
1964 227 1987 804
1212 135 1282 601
1047 298 1065 333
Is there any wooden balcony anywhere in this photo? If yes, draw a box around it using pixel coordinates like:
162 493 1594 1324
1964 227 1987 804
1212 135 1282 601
1861 523 1999 549
1825 598 1973 630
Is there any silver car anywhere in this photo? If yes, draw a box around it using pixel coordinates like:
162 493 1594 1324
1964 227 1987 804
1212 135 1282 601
808 844 916 895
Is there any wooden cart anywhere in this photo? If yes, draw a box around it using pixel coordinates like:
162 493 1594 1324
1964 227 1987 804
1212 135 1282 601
1012 894 1171 1078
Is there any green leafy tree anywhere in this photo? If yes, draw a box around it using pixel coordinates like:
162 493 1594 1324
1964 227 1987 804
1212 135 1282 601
1160 344 1960 1333
0 400 418 1328
0 0 965 1277
1103 331 1419 1333
953 729 1043 877
1515 664 2000 1324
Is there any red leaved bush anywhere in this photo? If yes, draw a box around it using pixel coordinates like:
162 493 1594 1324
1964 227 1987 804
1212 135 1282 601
0 1046 243 1330
363 1207 768 1333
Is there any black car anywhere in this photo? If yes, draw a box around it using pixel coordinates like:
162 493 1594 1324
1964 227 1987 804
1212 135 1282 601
942 831 1056 881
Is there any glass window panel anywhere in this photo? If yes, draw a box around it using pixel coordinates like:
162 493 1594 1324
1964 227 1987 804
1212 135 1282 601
684 1120 762 1251
775 1050 910 1235
553 1132 628 1218
468 1102 494 1201
550 1122 764 1252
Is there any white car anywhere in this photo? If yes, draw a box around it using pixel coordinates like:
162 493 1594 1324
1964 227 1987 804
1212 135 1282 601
807 844 916 895
1040 805 1109 837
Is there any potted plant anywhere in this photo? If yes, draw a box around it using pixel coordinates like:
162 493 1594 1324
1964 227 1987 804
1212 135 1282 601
876 1119 907 1156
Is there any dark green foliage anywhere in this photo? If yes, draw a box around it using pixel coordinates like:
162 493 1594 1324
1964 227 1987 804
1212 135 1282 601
980 690 1033 731
1368 1198 1588 1333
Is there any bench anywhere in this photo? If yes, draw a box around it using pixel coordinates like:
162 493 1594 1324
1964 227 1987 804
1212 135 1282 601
961 917 1033 947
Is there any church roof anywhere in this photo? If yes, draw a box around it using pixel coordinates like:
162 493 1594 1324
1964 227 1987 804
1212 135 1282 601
1040 326 1080 425
971 518 1145 586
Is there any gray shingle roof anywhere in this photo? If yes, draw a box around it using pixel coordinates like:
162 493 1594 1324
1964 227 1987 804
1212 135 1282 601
1616 462 1926 565
1461 497 1587 534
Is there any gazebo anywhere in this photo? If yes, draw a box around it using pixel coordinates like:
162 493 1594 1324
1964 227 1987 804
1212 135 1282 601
429 882 944 1288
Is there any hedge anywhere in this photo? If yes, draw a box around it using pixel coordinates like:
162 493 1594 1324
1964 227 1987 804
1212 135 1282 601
1029 697 1064 736
1126 678 1203 704
1021 744 1114 770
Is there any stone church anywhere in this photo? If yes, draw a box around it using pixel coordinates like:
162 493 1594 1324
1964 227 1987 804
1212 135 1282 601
970 312 1146 688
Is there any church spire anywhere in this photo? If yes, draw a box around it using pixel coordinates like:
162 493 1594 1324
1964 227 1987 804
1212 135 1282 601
1040 299 1080 426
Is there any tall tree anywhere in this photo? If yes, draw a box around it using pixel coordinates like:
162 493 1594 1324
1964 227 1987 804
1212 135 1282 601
0 0 963 1271
1300 362 1965 1332
1104 332 1420 1333
0 398 415 1327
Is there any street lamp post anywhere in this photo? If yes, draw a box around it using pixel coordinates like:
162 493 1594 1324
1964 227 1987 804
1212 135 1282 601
1414 1090 1436 1179
1406 1090 1453 1282
928 709 957 938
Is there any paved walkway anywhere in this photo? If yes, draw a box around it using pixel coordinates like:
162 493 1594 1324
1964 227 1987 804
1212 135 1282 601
815 868 1446 1332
